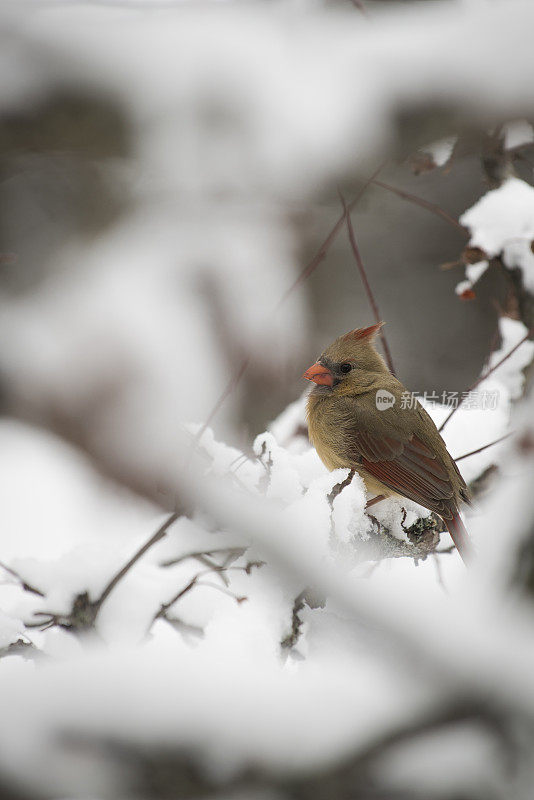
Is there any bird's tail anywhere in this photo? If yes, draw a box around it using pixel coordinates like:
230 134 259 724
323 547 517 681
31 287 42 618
445 513 473 565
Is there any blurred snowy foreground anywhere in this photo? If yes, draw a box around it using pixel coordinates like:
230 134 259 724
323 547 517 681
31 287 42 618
0 313 533 800
1 1 534 800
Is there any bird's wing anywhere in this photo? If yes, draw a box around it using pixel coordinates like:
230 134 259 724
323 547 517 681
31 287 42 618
346 429 459 518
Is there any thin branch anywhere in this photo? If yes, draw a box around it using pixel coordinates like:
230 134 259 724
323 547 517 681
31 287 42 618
24 514 182 633
455 432 512 462
432 553 448 594
190 163 386 456
95 511 179 610
273 163 385 314
157 575 199 617
0 560 45 597
160 547 246 569
193 553 231 586
339 191 396 375
194 580 247 602
188 357 250 460
372 179 466 233
482 318 502 373
229 453 250 475
155 562 263 620
439 329 533 432
327 469 355 507
281 591 306 651
25 612 62 630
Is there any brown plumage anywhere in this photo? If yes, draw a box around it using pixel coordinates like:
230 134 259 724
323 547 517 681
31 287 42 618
303 323 472 563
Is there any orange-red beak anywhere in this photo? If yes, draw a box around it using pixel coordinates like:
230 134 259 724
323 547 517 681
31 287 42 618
302 361 334 387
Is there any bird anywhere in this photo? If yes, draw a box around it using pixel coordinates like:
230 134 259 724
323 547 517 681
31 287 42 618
303 323 472 563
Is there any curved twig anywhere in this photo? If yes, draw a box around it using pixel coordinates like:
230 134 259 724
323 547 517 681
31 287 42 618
455 432 512 462
372 179 466 232
439 329 533 432
339 191 396 375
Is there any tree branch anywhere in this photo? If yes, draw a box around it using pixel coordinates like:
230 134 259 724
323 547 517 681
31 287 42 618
339 191 396 375
372 179 466 233
439 329 533 432
190 163 386 455
327 469 355 507
0 560 45 597
455 432 512 462
281 591 306 652
94 511 179 611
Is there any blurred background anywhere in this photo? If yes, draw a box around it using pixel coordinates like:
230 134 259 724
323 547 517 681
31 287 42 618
1 1 530 452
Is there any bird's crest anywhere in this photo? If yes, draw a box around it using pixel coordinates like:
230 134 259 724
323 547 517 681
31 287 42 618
340 322 385 342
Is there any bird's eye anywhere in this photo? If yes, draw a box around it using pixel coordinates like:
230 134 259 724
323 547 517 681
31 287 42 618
339 362 352 374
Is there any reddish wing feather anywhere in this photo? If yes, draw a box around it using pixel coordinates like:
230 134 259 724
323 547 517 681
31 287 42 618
350 432 457 518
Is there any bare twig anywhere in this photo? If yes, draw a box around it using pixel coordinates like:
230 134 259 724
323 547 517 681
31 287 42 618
372 179 466 233
281 591 306 652
157 575 199 618
339 191 396 375
194 580 247 602
437 545 456 556
94 511 179 611
327 469 355 507
190 163 386 455
274 163 385 314
439 329 533 432
188 357 250 461
0 560 45 597
25 514 182 633
482 318 502 373
161 547 246 569
193 553 231 586
455 432 512 462
155 562 263 622
25 613 61 630
433 553 448 594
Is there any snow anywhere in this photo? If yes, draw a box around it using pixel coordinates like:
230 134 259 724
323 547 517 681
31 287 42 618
0 1 534 798
268 392 309 449
503 118 534 150
421 136 457 167
455 260 490 296
0 313 520 669
0 363 515 791
460 176 534 294
465 261 489 284
3 0 534 495
0 640 430 795
485 317 534 400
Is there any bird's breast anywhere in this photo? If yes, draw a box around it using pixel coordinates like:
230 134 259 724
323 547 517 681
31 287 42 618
307 393 356 470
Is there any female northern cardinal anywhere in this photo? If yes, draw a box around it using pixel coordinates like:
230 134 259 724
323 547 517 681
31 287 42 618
303 323 472 563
